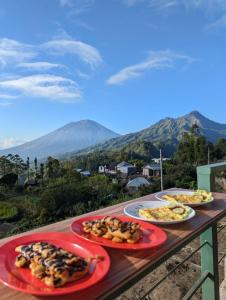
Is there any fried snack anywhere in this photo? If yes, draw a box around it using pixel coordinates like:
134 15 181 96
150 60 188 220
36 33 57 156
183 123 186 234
162 190 213 204
82 216 141 243
139 202 191 222
15 242 89 287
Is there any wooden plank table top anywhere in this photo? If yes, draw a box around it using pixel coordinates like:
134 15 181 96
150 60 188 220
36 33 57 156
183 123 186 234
0 191 226 300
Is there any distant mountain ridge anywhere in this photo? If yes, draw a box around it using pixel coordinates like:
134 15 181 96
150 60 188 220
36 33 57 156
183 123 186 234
71 111 226 157
1 111 226 160
0 120 120 159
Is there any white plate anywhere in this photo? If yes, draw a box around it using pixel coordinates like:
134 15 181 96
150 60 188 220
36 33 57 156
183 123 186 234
123 200 196 225
155 190 214 207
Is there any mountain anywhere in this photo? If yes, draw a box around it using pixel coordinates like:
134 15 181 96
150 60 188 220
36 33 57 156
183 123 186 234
1 111 225 160
0 120 120 160
72 111 226 156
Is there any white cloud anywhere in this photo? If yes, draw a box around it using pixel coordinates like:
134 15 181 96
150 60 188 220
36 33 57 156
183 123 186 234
0 93 17 99
42 39 103 69
107 50 193 85
0 102 12 107
0 37 102 70
76 70 90 79
0 38 36 68
123 0 226 14
206 14 226 30
17 61 64 71
58 0 94 15
0 74 82 103
123 0 144 6
59 0 73 6
0 137 25 149
0 36 103 102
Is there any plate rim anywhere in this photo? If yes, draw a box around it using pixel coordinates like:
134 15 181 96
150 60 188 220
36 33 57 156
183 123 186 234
123 200 196 224
70 215 167 250
0 231 110 296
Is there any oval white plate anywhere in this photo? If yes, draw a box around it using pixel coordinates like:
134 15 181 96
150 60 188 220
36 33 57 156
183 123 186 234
155 190 214 207
123 200 196 225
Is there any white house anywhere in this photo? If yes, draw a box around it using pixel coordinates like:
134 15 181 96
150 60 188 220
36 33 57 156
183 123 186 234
98 165 108 173
126 177 150 193
98 164 117 175
152 158 170 164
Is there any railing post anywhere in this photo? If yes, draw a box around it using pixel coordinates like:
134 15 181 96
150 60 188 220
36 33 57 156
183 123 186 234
197 162 226 300
200 225 219 300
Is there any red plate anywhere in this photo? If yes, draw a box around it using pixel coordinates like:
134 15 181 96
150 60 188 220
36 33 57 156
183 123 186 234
71 215 167 250
0 232 110 296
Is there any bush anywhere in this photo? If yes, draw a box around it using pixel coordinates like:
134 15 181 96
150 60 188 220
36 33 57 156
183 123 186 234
0 192 5 201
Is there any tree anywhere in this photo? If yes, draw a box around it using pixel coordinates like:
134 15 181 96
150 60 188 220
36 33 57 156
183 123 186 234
34 157 38 176
45 157 61 179
0 154 26 176
40 163 44 183
27 157 30 179
175 126 211 166
214 138 226 160
0 156 13 175
190 123 200 135
0 173 18 186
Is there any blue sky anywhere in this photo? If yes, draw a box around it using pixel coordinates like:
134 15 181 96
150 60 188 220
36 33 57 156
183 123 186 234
0 0 226 149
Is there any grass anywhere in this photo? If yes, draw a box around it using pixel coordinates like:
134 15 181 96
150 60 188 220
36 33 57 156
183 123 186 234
0 202 18 220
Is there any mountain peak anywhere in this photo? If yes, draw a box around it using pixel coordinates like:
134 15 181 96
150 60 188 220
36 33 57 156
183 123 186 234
0 119 120 159
63 119 99 127
76 111 226 156
187 110 203 118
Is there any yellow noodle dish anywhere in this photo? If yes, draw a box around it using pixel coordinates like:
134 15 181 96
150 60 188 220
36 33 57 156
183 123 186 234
162 190 213 204
139 202 191 222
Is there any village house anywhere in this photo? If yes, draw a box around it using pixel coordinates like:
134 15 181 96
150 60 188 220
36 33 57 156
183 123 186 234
116 161 137 175
98 165 108 173
126 176 151 194
143 164 161 178
98 164 117 175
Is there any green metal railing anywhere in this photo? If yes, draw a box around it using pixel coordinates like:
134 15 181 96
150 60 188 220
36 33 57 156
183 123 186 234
197 162 226 300
117 162 226 300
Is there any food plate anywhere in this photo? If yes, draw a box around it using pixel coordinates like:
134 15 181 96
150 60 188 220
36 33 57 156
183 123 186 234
155 190 214 207
0 232 110 296
71 215 167 250
124 201 196 224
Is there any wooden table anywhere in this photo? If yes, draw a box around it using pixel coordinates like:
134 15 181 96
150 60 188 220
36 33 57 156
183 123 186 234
0 191 226 300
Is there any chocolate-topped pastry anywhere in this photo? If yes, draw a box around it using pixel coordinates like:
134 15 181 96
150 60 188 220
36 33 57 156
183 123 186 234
82 216 141 244
15 242 90 287
15 254 30 267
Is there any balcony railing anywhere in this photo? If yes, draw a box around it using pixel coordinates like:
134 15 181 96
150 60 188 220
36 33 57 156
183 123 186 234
137 162 226 300
0 163 226 300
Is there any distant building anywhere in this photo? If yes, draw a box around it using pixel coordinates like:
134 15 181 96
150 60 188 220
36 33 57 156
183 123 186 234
126 177 150 193
98 164 117 175
24 178 37 187
99 165 107 173
80 170 91 177
143 164 161 178
116 161 132 170
18 174 28 186
152 158 170 164
116 161 137 175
